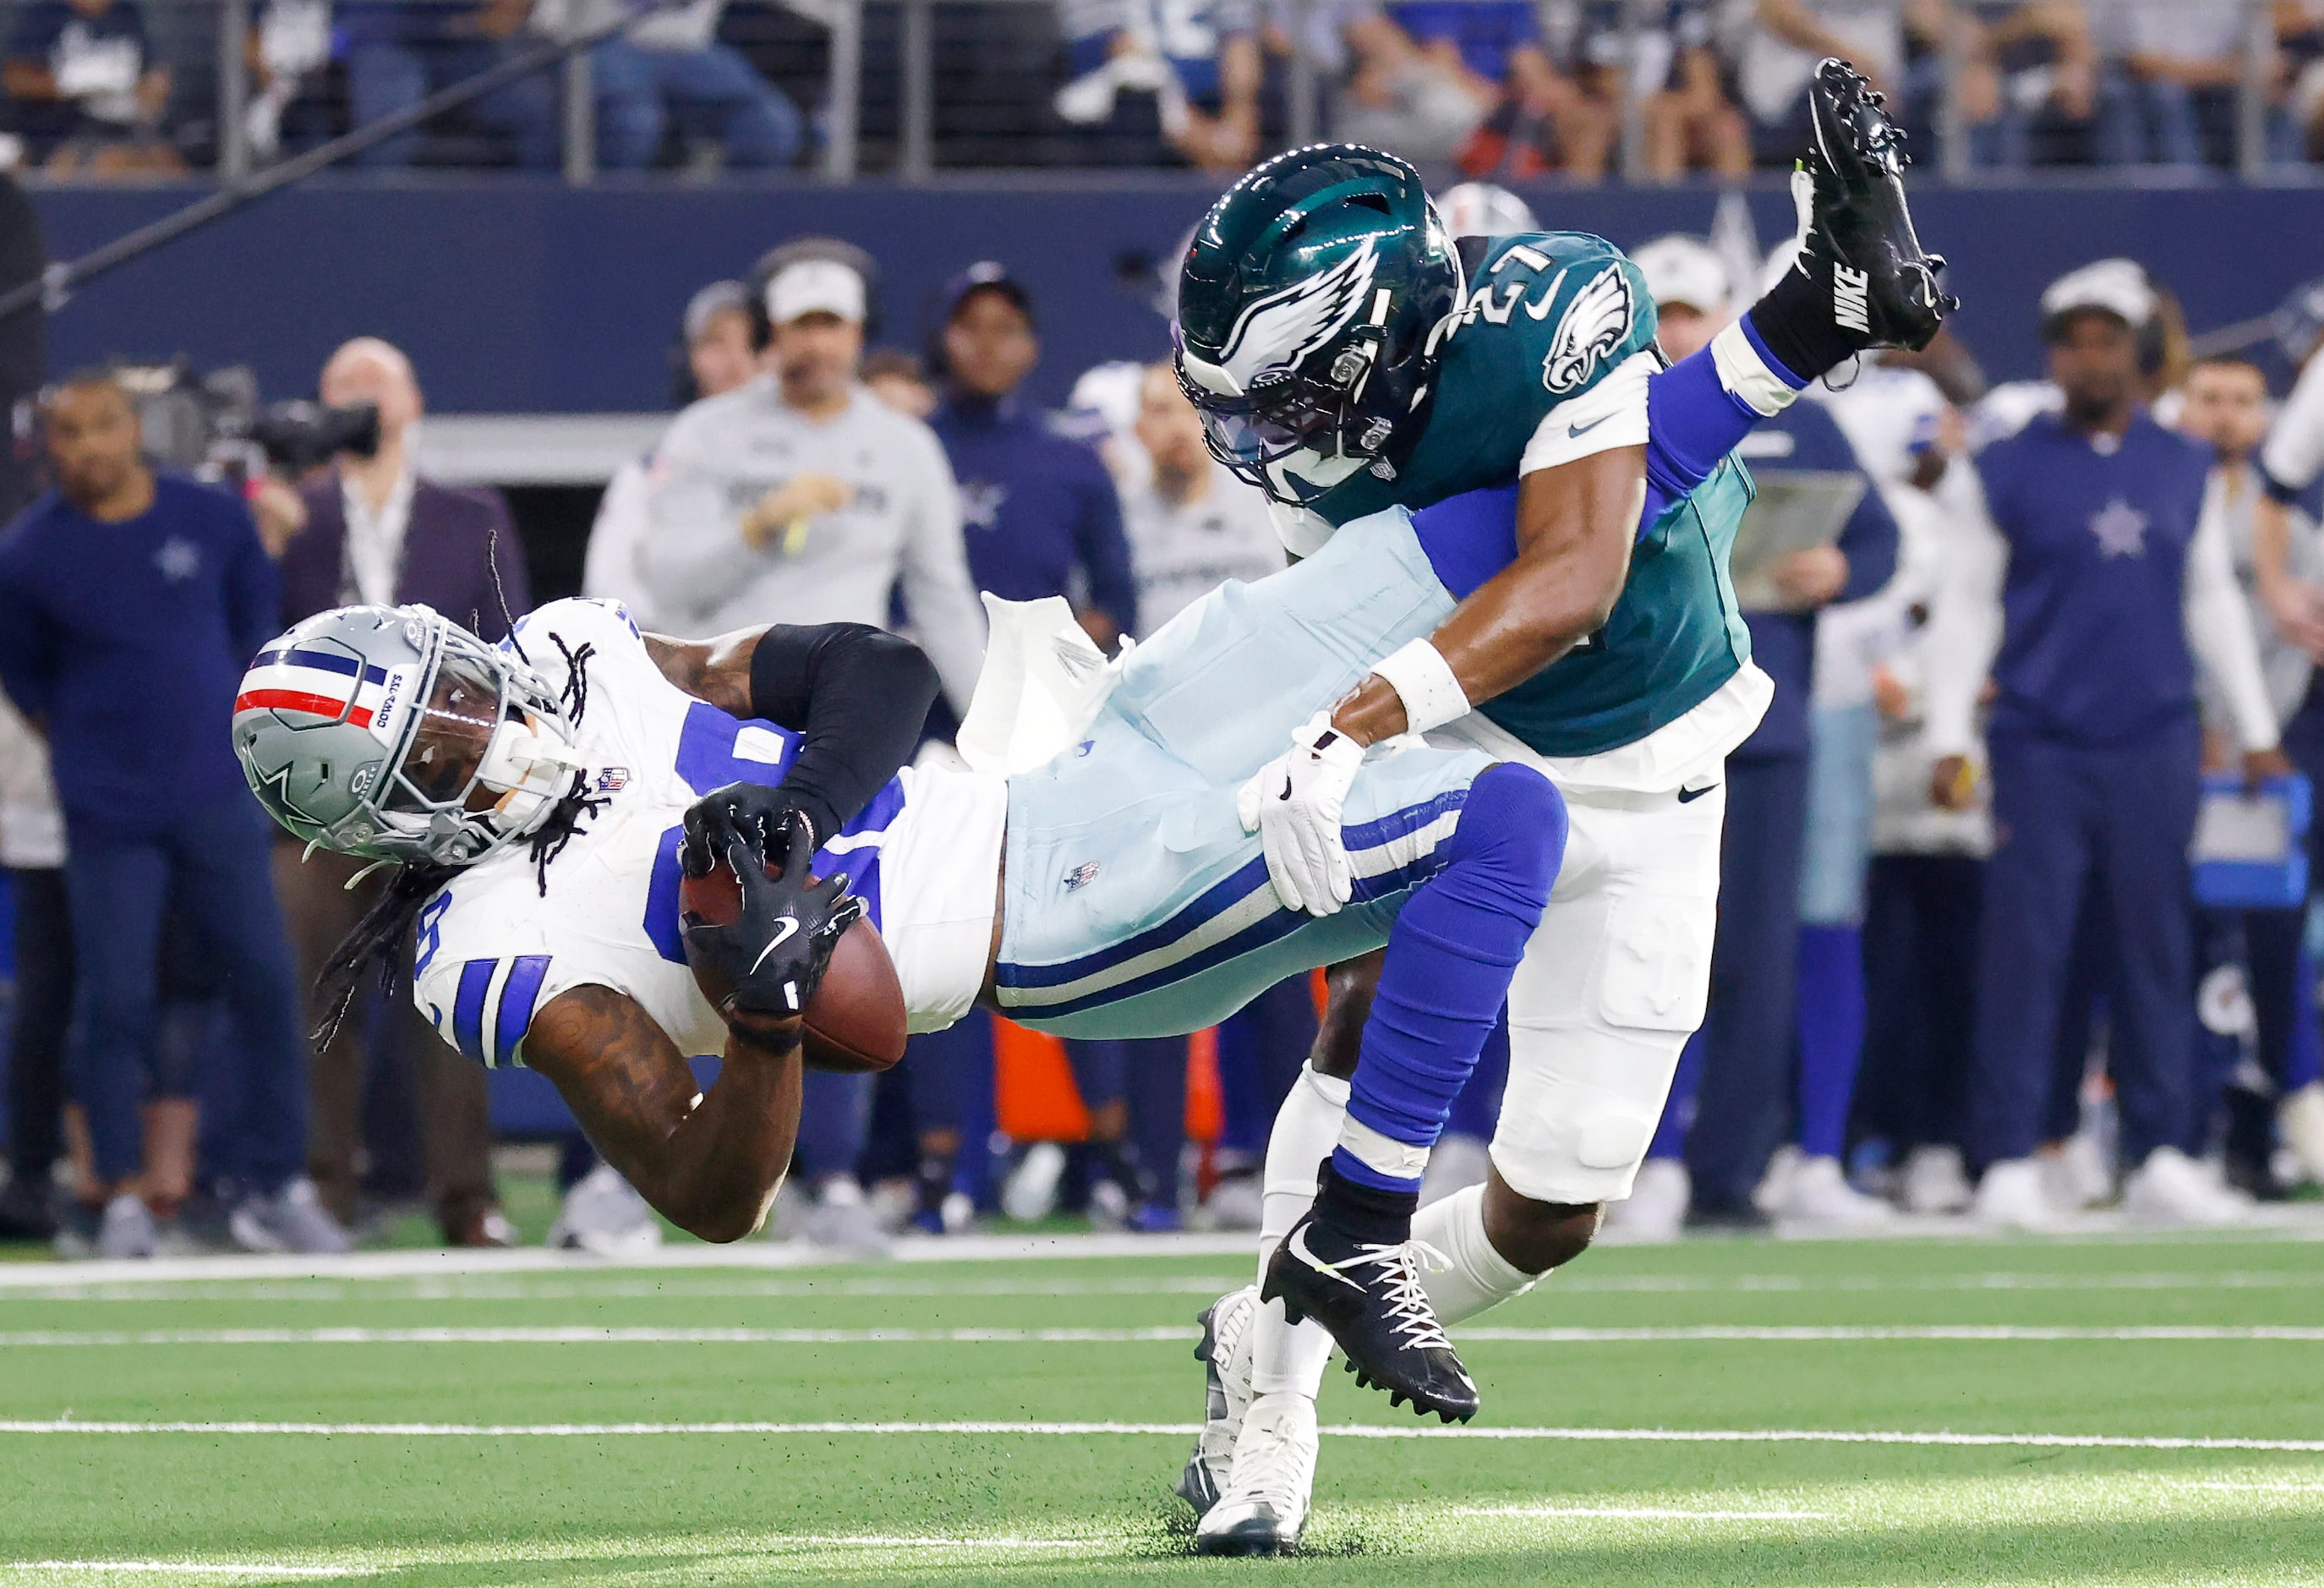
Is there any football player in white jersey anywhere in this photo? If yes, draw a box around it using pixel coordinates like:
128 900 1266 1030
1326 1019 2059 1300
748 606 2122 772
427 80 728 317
233 517 1565 1329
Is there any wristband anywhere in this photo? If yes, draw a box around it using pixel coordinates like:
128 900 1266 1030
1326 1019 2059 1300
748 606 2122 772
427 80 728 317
1369 638 1470 736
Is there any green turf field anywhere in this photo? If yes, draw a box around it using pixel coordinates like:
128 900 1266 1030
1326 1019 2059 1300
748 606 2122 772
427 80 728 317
3 1229 2323 1585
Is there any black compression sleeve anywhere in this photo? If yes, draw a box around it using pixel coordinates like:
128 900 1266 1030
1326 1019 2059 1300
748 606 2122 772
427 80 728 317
747 623 942 846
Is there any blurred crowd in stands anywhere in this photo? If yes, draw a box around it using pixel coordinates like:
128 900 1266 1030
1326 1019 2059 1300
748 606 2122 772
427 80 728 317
6 166 2324 1262
4 0 2324 178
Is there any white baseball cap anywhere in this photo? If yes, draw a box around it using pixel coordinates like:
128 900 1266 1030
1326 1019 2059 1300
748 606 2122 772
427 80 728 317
2040 259 2157 332
766 258 867 326
1631 234 1732 316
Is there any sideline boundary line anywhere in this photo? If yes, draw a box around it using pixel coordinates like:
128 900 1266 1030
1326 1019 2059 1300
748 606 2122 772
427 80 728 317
4 1324 2324 1347
2 1213 2321 1289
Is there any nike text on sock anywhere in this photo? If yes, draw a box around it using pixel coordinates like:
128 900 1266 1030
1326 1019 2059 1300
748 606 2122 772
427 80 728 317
1741 260 1862 385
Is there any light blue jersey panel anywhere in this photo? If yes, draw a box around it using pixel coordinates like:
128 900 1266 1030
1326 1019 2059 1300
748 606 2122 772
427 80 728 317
997 510 1490 1038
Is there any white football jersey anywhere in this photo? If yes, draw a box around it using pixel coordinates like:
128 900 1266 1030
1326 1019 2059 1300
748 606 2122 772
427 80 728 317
410 599 1005 1068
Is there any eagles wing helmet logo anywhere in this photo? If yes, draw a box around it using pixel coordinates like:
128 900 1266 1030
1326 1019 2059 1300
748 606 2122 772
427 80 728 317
1214 239 1381 392
1543 267 1634 396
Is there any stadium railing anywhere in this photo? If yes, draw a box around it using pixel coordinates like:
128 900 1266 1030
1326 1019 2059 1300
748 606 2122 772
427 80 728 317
0 0 2304 182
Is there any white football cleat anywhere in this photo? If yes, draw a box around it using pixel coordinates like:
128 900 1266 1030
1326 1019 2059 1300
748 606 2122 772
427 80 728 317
549 1162 664 1257
1897 1145 1973 1214
2041 1131 2113 1211
1752 1143 1802 1216
228 1177 351 1256
801 1175 892 1256
2279 1081 2324 1186
1194 1391 1318 1556
2121 1147 2253 1229
1771 1154 1894 1228
96 1193 158 1260
1604 1158 1689 1242
1202 1169 1264 1232
1176 1284 1258 1515
1972 1158 2061 1231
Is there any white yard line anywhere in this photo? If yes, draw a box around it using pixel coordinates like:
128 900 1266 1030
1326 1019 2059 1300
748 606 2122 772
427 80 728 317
0 1566 364 1578
2 1419 2321 1453
1449 1504 1832 1520
4 1323 2320 1347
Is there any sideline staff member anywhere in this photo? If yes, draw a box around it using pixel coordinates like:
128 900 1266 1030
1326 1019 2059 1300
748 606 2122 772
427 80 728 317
1925 262 2286 1229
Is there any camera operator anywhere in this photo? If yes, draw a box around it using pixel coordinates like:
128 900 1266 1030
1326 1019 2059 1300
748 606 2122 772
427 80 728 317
271 336 528 1248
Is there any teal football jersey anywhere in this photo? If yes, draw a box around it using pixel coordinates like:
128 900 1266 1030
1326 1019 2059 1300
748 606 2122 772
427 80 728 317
1303 231 1754 759
1308 232 1659 527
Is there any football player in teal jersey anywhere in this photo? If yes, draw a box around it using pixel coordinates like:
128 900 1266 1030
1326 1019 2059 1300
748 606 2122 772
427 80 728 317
1171 61 1956 1553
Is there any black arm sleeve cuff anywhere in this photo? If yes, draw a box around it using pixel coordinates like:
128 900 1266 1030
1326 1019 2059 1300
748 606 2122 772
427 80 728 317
748 622 943 845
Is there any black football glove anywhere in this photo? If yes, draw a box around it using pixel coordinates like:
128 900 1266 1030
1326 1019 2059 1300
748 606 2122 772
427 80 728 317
680 780 819 877
679 801 861 1039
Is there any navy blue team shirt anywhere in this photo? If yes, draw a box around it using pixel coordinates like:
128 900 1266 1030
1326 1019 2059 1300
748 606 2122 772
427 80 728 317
0 474 280 841
1735 399 1901 761
928 394 1139 634
1975 411 2212 746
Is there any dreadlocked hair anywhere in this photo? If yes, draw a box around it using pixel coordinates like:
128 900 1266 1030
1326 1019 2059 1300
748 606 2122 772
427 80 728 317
311 860 458 1049
309 630 604 1050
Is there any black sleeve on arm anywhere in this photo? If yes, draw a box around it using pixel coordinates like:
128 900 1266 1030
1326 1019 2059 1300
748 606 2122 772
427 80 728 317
747 622 943 846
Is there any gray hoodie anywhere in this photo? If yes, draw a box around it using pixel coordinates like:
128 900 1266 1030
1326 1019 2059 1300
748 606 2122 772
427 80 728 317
637 376 987 713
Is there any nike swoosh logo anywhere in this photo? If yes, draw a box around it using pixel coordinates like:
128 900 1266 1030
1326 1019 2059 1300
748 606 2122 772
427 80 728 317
1286 1224 1364 1291
1676 782 1720 804
748 916 801 976
1279 776 1293 802
1568 414 1611 439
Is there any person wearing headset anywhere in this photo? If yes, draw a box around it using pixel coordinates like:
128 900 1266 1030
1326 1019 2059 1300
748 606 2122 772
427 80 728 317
1921 260 2289 1230
631 238 986 1253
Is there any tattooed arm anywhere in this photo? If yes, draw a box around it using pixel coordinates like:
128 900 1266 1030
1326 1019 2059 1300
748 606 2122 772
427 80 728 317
520 985 802 1243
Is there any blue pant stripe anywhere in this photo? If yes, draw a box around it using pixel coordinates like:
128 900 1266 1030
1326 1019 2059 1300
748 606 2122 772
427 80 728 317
997 789 1467 995
495 954 553 1069
993 857 1274 992
452 958 495 1066
1010 849 1449 1022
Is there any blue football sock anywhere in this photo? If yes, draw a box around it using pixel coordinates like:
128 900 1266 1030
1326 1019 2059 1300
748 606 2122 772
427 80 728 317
1334 764 1564 1191
1647 1028 1708 1163
1794 923 1867 1160
1442 1013 1511 1142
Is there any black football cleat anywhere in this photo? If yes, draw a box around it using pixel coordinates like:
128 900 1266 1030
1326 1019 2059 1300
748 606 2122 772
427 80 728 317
1799 57 1955 353
1260 1164 1479 1423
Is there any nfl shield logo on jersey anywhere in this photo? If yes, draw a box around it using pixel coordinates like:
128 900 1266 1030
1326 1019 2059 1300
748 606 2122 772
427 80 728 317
596 767 631 794
1063 861 1101 893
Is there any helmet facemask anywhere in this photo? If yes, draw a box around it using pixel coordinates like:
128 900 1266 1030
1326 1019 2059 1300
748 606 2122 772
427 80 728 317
370 620 579 868
1175 325 1391 502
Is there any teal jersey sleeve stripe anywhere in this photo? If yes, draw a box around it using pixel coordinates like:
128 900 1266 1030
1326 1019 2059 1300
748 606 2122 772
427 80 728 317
495 955 554 1070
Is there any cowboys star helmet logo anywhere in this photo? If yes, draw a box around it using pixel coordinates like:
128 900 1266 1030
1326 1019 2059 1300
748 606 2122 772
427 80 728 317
1543 267 1635 395
1211 238 1381 392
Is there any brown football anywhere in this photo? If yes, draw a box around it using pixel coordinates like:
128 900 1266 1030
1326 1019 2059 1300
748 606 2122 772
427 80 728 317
677 854 906 1074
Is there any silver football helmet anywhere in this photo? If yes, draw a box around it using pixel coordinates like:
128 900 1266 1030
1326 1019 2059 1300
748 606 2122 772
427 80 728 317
232 604 582 868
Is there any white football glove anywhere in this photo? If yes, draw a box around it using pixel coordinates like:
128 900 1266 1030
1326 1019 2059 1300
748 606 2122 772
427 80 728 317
1236 712 1364 917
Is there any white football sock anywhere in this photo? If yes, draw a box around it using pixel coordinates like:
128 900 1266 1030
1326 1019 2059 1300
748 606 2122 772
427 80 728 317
1249 1063 1350 1399
1413 1182 1539 1324
1257 1063 1352 1263
1710 320 1807 417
